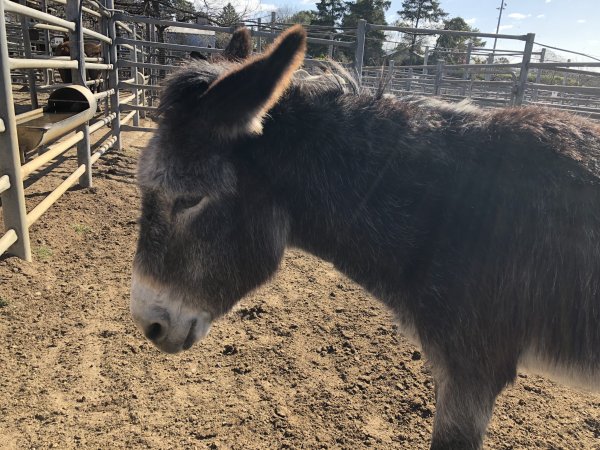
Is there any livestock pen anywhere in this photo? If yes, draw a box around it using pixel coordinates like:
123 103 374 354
2 4 600 264
1 5 600 450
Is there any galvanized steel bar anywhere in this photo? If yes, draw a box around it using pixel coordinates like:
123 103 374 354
119 110 136 125
21 131 84 178
0 0 31 260
4 0 76 31
0 230 18 256
66 0 92 188
368 23 528 40
354 19 366 85
106 0 121 150
26 164 87 227
116 37 223 54
19 0 38 109
132 23 140 126
90 135 117 164
515 33 535 106
117 60 178 71
9 58 78 70
89 112 116 133
0 175 11 194
82 27 112 43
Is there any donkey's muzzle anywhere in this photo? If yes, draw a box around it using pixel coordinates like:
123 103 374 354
130 270 213 354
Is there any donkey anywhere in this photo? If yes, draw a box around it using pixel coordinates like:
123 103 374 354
53 39 104 92
130 26 600 450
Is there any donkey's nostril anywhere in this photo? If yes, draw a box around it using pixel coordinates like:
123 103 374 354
145 322 166 342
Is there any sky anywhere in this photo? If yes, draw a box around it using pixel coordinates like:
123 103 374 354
231 0 600 62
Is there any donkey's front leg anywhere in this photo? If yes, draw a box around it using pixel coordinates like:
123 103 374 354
428 354 516 450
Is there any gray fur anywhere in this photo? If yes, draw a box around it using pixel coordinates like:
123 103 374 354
132 29 600 450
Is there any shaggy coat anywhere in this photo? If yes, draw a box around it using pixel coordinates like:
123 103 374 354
131 26 600 450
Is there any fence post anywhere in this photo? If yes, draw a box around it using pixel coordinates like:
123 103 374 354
106 0 122 151
514 33 535 106
434 60 444 96
66 0 92 188
40 0 52 85
386 59 395 93
19 0 38 109
132 23 140 126
423 46 429 74
532 47 545 101
0 1 31 260
354 19 366 85
257 18 262 53
463 41 472 80
484 53 493 82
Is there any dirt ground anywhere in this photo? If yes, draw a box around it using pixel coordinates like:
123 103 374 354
1 122 599 450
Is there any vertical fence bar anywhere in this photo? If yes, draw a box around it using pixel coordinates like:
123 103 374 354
132 23 140 126
66 0 92 188
533 47 545 101
41 0 52 86
99 0 110 116
484 53 493 82
257 18 262 53
354 19 366 86
423 46 429 75
386 59 394 93
19 0 38 109
106 0 121 150
463 42 472 80
434 60 444 96
515 33 535 106
0 0 31 260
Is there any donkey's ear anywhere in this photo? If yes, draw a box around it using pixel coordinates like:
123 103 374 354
222 27 253 61
201 25 306 138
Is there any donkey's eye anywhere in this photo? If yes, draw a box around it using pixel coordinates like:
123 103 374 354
172 196 204 214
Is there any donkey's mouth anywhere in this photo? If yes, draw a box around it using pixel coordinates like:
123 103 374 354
182 319 198 350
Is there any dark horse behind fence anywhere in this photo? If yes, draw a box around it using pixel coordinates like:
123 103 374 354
53 38 104 92
130 26 600 450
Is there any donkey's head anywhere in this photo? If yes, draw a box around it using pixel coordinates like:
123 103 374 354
131 26 307 353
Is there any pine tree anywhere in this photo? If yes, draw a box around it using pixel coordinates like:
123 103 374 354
218 3 241 26
431 17 485 65
341 0 390 65
398 0 447 63
314 0 346 26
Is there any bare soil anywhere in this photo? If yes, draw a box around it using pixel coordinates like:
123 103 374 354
1 124 599 450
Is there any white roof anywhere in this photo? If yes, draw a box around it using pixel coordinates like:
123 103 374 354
165 27 215 36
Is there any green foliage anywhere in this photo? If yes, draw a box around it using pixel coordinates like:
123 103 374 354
341 0 391 65
314 0 347 26
397 0 447 64
218 3 241 26
288 10 318 25
73 224 91 234
398 0 447 27
431 17 486 65
0 297 8 308
34 246 53 260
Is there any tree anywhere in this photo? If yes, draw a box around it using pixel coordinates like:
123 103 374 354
341 0 391 65
289 10 318 25
218 3 241 26
398 0 447 63
314 0 346 26
431 17 485 65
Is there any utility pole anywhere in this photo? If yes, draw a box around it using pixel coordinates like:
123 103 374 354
492 0 507 61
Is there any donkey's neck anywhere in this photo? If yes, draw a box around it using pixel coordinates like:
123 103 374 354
246 92 446 293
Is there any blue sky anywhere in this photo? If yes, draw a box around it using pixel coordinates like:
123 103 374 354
243 0 600 61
